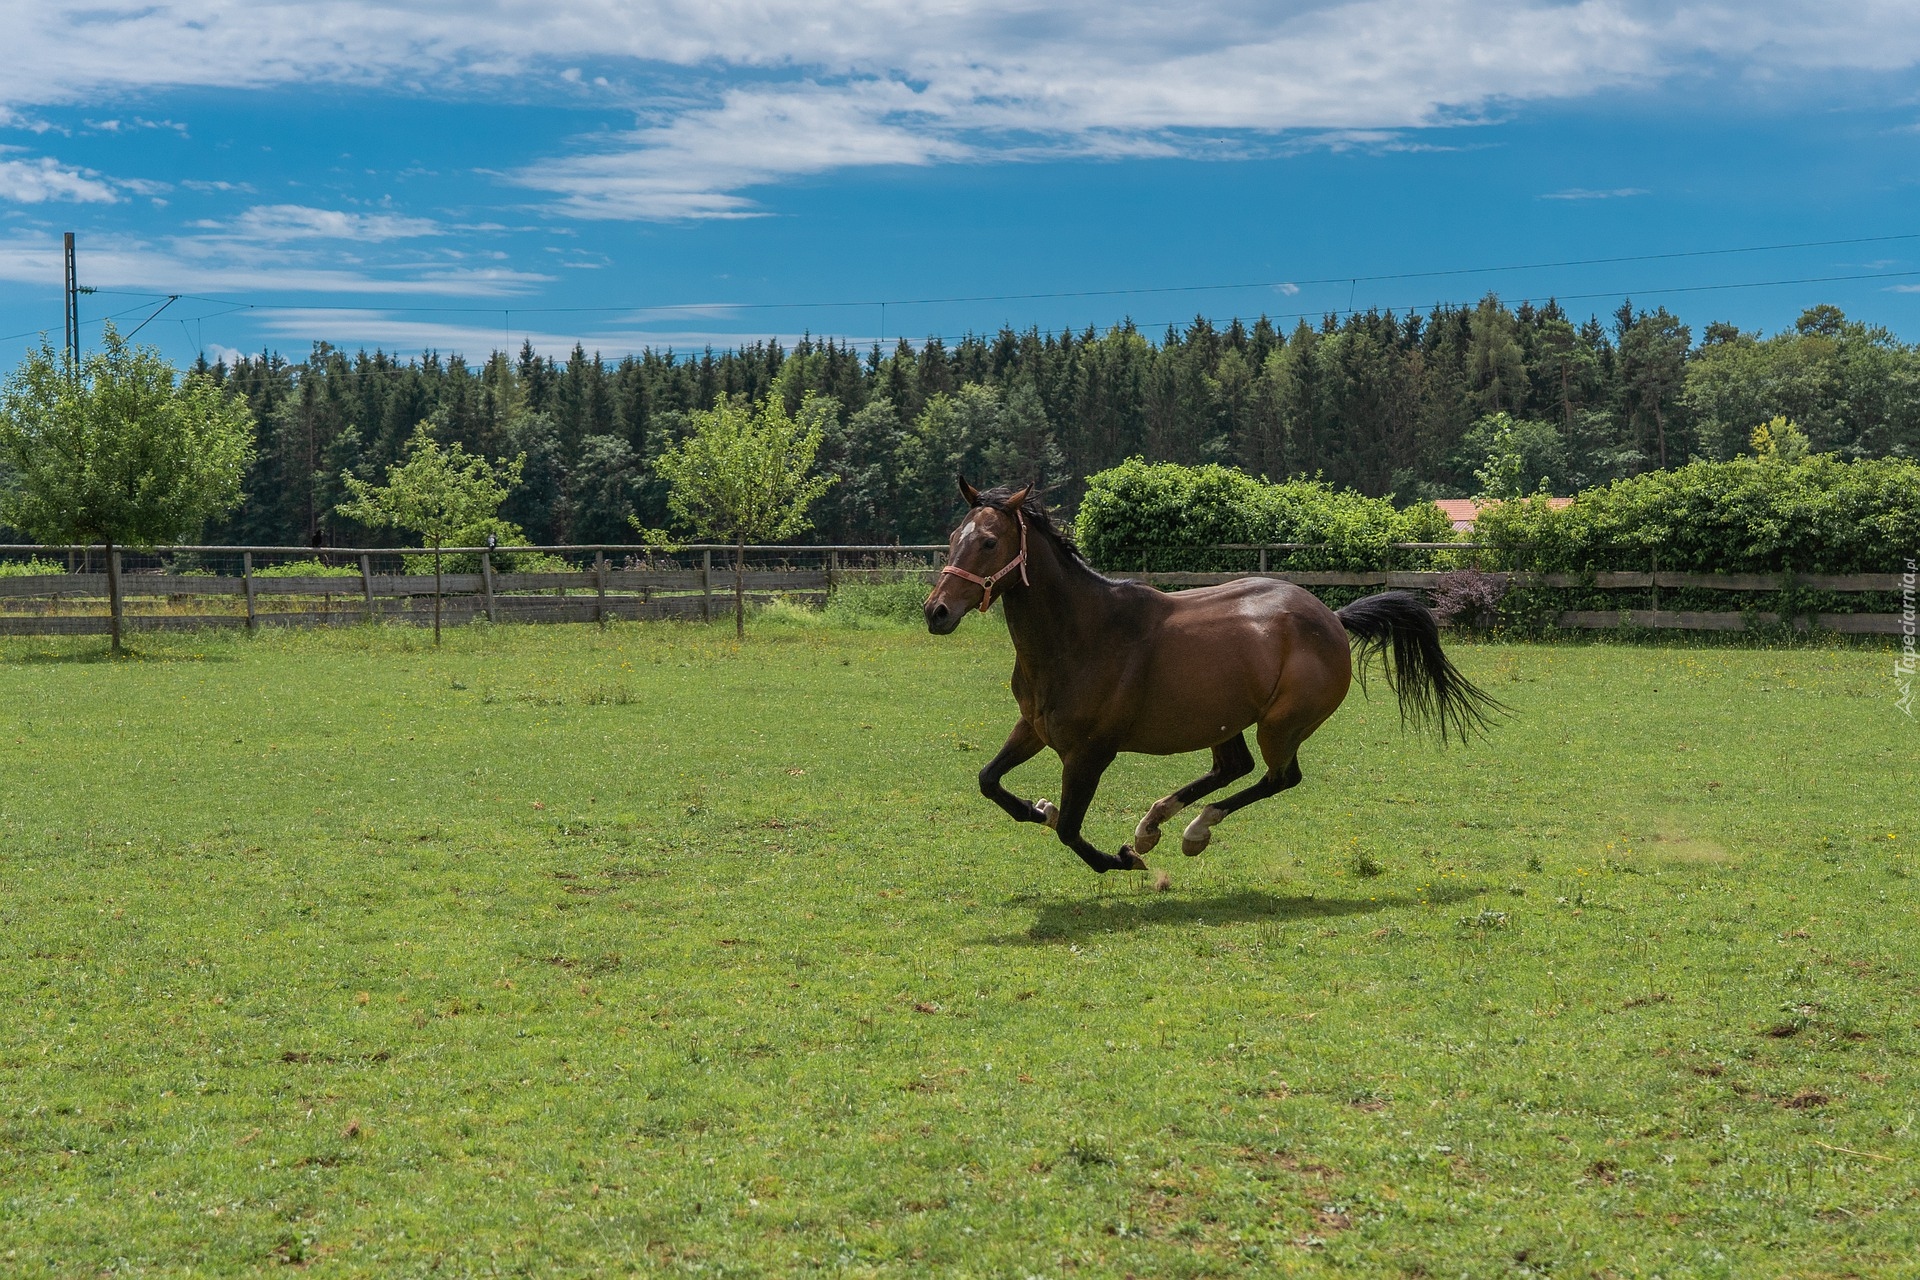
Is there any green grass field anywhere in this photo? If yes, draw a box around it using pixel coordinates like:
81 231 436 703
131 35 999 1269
1 614 1913 1277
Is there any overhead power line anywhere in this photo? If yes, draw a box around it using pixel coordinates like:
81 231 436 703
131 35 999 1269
15 229 1919 369
61 262 1919 386
73 229 1920 318
17 261 1920 360
123 295 180 341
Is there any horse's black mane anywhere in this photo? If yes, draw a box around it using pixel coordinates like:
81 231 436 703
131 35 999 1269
975 485 1089 567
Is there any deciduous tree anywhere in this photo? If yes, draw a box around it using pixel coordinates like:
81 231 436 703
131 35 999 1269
336 424 524 644
649 393 834 637
0 325 255 653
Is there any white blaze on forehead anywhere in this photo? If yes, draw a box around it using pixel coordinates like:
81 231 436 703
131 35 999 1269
953 516 1000 560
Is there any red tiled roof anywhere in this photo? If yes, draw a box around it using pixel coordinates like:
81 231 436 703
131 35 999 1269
1434 497 1571 529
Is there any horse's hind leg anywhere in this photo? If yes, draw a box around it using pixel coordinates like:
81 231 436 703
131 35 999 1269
1132 734 1254 855
1181 721 1310 856
978 719 1051 825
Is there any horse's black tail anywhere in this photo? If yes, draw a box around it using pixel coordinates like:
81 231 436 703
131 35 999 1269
1336 591 1505 743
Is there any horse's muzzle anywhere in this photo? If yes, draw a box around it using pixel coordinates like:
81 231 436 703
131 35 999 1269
924 593 963 635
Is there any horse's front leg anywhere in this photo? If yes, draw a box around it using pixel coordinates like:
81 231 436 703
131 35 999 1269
978 719 1053 825
1053 747 1147 874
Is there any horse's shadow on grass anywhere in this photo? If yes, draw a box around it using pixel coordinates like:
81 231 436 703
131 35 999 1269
983 884 1487 947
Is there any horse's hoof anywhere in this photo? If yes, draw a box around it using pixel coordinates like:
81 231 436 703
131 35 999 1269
1181 805 1225 856
1136 798 1182 855
1035 800 1060 829
1118 846 1149 871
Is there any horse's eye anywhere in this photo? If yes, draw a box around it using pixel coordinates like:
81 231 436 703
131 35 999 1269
982 537 998 550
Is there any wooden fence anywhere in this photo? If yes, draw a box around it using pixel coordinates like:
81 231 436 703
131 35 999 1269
0 544 1906 636
0 544 891 636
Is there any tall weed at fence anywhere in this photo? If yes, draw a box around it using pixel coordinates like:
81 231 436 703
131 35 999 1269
824 579 934 626
251 558 360 579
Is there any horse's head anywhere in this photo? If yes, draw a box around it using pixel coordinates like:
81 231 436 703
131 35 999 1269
924 478 1032 634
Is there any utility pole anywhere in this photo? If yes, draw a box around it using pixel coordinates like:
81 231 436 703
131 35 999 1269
62 233 97 373
63 232 79 369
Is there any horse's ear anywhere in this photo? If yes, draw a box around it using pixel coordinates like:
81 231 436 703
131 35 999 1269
958 476 981 507
1006 484 1032 509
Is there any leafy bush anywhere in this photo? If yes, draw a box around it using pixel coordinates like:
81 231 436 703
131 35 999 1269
0 556 65 577
251 559 360 579
1458 413 1568 499
1429 569 1508 628
498 549 574 574
1074 459 1456 572
1476 454 1920 574
402 546 568 575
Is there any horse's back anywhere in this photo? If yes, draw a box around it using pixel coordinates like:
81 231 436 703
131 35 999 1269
1119 578 1351 754
1159 577 1346 642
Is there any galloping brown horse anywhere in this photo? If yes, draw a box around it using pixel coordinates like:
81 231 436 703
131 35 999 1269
923 480 1498 874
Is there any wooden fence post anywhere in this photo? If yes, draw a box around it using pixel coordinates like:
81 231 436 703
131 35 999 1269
480 550 498 624
108 546 124 648
701 549 712 623
359 554 376 620
595 550 608 628
1258 547 1268 573
242 551 257 632
828 549 839 598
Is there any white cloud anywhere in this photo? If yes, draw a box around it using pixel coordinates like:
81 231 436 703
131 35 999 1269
0 233 551 295
84 117 186 134
0 153 119 203
1540 187 1652 200
223 204 443 242
522 81 973 219
5 1 1919 218
0 107 61 134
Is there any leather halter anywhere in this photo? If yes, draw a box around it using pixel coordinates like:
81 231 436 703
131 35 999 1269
939 506 1029 612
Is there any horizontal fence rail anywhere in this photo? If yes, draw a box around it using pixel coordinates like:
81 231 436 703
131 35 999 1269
1125 569 1907 635
1131 569 1905 592
0 543 872 636
0 544 1905 637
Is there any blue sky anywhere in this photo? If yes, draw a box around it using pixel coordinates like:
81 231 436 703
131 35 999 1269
3 0 1919 368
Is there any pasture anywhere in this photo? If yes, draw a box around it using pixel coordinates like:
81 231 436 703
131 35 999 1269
0 615 1913 1277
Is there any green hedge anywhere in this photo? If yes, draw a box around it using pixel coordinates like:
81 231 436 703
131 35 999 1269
1475 454 1920 575
1073 459 1456 573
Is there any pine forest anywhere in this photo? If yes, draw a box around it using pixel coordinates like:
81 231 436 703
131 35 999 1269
190 296 1920 549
